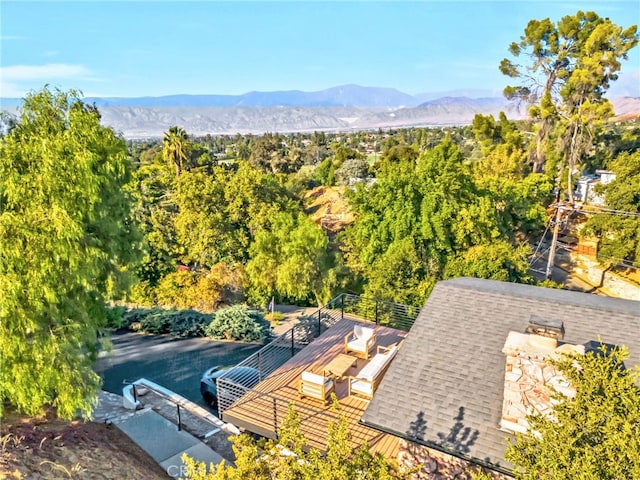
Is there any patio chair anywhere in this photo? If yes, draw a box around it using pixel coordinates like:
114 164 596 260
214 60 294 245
298 371 335 406
344 325 377 359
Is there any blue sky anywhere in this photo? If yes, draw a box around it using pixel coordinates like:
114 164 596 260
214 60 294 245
1 1 639 98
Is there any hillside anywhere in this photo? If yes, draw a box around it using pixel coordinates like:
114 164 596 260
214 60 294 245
611 96 640 121
305 186 355 233
2 87 638 139
0 409 167 479
0 84 420 109
71 99 525 138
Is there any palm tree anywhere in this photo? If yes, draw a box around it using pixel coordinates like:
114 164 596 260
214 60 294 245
163 126 190 177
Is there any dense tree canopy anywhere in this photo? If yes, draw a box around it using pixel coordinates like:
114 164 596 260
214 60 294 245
443 241 534 283
182 405 411 480
0 88 140 418
501 10 638 197
342 135 545 304
583 150 640 267
246 211 335 306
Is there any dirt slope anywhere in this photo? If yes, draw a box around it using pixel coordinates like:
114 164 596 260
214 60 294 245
305 186 355 233
1 409 168 480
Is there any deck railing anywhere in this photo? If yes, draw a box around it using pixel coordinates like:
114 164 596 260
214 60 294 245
223 389 373 447
216 293 419 415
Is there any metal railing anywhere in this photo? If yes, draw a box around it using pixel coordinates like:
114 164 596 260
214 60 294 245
225 389 373 447
216 293 419 415
339 293 420 332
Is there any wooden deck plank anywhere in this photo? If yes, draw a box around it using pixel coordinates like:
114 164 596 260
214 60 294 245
222 318 405 459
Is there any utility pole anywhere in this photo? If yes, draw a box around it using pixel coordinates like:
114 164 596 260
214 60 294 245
545 200 564 280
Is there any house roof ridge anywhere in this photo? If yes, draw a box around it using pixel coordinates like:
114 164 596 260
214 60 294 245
437 277 640 317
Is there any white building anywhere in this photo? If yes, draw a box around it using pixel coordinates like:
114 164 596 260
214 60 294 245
574 170 616 205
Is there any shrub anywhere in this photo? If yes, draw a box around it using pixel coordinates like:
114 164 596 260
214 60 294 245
128 280 157 306
138 310 172 334
105 305 127 329
116 307 212 337
205 305 270 343
122 307 152 324
108 306 240 339
265 311 285 326
168 310 211 338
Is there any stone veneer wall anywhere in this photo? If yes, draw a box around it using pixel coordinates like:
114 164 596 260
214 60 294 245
571 252 640 301
500 332 584 435
398 440 511 479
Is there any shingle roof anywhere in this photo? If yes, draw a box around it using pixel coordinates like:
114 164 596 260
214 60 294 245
361 277 640 471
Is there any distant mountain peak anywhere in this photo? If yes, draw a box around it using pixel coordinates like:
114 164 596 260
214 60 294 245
3 86 636 138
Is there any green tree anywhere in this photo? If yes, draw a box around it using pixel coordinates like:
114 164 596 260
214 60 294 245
154 264 244 312
131 150 177 291
173 170 232 266
378 144 419 166
0 88 140 419
506 347 640 479
343 137 496 303
501 11 638 196
334 156 369 185
583 150 640 267
344 135 548 303
444 241 534 283
222 161 296 251
246 212 334 306
249 133 287 173
163 125 190 177
181 404 410 480
131 159 298 306
315 157 337 186
363 238 433 307
474 173 553 242
471 112 529 179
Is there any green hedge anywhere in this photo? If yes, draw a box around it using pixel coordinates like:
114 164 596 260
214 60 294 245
105 304 271 342
105 306 212 338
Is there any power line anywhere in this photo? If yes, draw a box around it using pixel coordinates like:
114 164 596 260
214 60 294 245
555 240 640 270
529 245 551 266
581 204 640 215
533 201 640 274
529 216 552 265
545 201 564 280
591 255 640 270
550 203 640 218
573 208 640 218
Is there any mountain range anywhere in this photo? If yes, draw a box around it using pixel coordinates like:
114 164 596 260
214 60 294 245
2 85 638 139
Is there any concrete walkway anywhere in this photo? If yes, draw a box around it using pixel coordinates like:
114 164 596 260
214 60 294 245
271 304 319 336
93 390 226 478
118 409 224 478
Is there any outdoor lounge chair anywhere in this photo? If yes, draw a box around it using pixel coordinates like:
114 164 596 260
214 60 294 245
348 344 399 400
344 325 377 359
298 371 335 405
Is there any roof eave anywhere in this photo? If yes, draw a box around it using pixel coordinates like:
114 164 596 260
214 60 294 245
359 418 515 478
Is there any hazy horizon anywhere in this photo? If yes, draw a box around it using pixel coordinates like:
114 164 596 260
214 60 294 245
2 1 639 100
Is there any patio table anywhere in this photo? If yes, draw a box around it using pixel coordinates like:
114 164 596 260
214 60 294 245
323 354 358 382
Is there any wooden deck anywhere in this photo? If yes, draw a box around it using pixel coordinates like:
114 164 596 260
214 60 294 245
222 318 406 459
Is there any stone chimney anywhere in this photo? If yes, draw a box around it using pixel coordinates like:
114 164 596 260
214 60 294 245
500 331 584 434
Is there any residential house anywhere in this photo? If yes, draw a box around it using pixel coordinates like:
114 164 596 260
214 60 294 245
574 169 616 205
219 278 640 478
363 277 639 477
